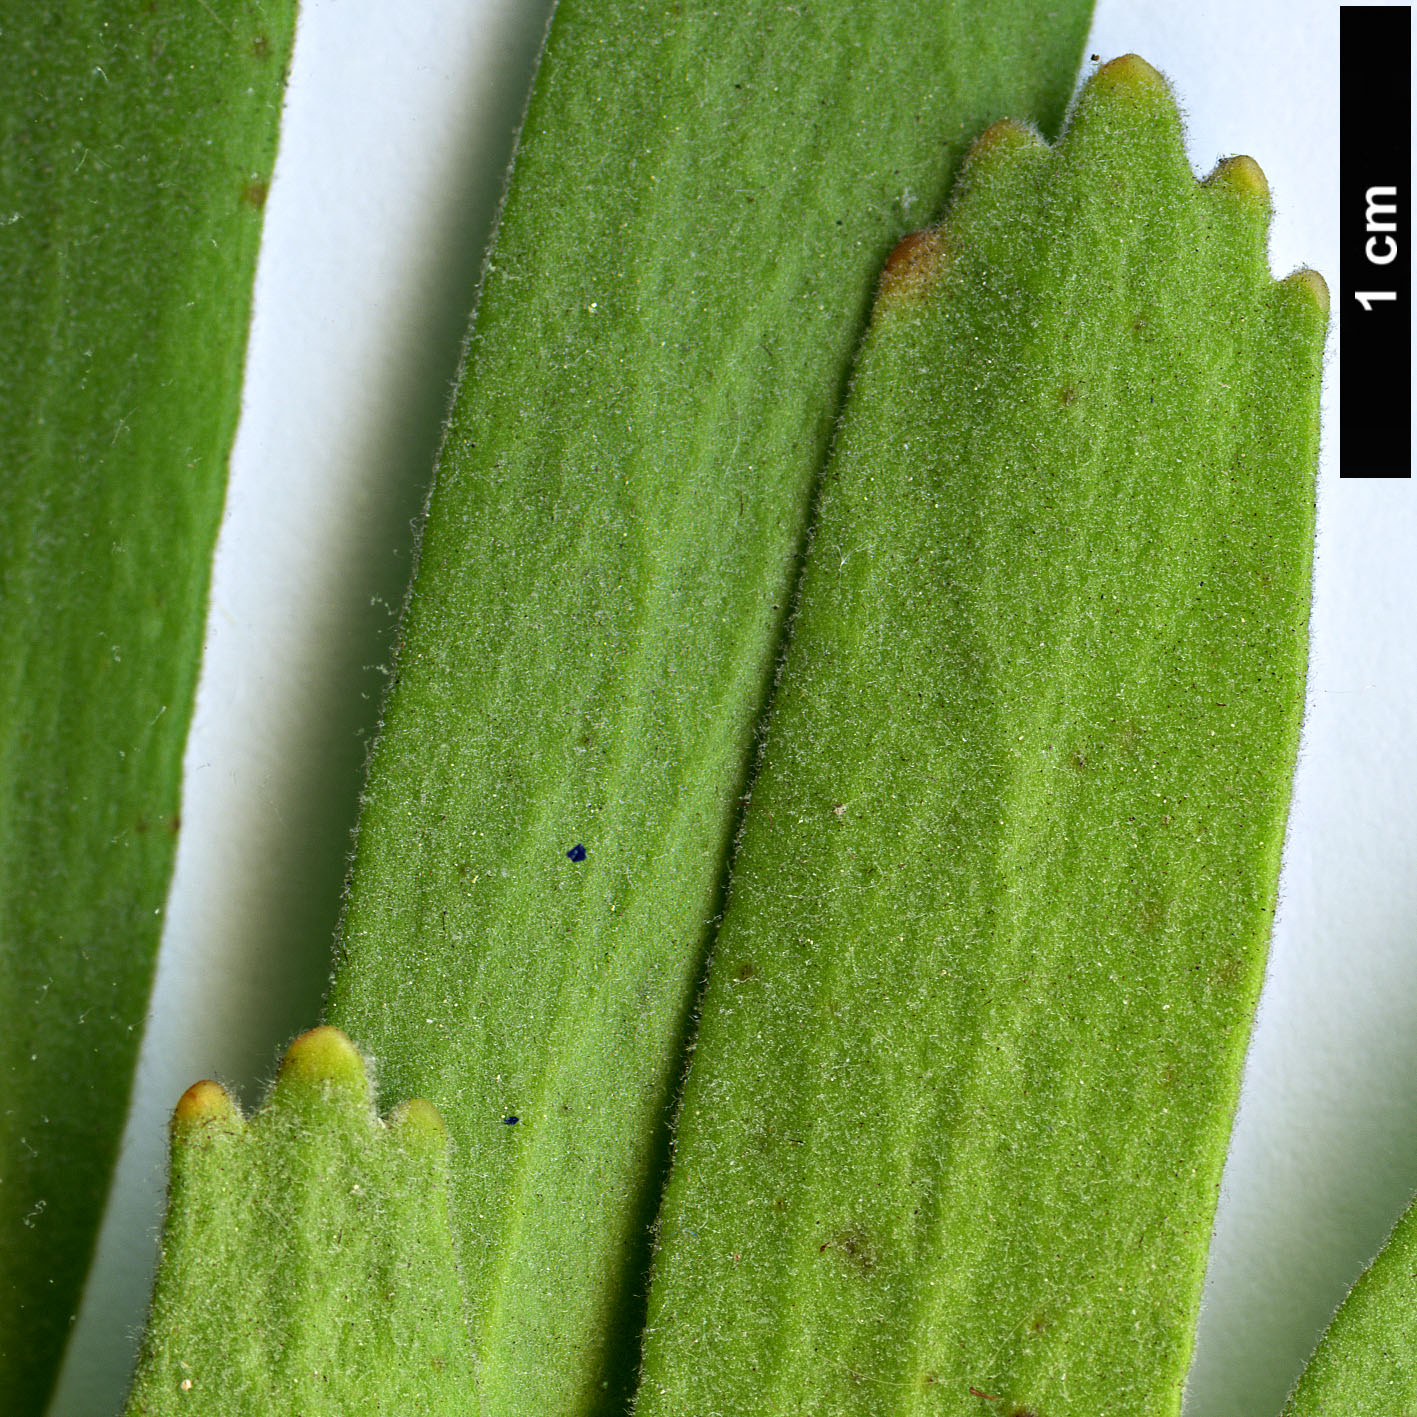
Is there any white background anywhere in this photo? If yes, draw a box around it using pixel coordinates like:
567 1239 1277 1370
45 2 1415 1414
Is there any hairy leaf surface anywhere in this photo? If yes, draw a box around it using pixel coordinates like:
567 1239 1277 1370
1284 1192 1417 1416
324 3 1093 1413
634 57 1326 1417
124 1028 471 1416
0 4 297 1409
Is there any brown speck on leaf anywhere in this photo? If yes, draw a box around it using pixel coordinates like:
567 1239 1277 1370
1057 384 1078 407
1214 951 1245 987
824 1225 876 1273
242 178 269 209
251 33 271 59
168 813 182 833
734 960 757 982
832 802 846 816
1140 894 1169 934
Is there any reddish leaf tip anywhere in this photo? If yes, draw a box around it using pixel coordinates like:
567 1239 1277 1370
173 1079 237 1129
877 228 946 308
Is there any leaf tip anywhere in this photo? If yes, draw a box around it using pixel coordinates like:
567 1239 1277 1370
173 1079 240 1132
1066 54 1183 160
277 1024 370 1095
388 1096 449 1147
968 117 1046 163
1267 265 1333 331
876 228 946 309
1091 53 1170 101
1285 266 1330 315
1204 153 1271 206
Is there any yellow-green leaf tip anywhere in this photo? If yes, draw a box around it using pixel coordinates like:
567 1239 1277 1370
1284 266 1331 317
277 1024 369 1092
968 117 1046 163
955 118 1048 195
1069 55 1181 151
173 1079 238 1130
1092 53 1170 100
1205 153 1271 205
388 1097 449 1147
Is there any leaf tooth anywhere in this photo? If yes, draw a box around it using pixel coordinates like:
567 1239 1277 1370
1267 267 1331 362
950 116 1051 217
277 1023 366 1083
1202 153 1271 206
167 1081 247 1205
386 1096 450 1152
875 227 948 310
171 1079 243 1138
870 122 1048 316
1199 155 1274 281
1280 266 1331 318
268 1024 375 1118
1091 52 1170 101
1063 52 1185 165
966 117 1048 166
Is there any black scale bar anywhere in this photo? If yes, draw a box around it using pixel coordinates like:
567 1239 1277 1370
1341 5 1412 476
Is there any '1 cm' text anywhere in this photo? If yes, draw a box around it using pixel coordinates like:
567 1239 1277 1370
1354 186 1399 312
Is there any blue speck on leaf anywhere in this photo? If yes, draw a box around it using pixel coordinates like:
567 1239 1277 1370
567 843 587 862
503 1115 519 1125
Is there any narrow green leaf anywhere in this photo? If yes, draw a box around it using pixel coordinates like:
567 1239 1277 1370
634 57 1326 1417
122 1027 472 1416
1282 1191 1417 1416
324 3 1093 1413
0 4 298 1409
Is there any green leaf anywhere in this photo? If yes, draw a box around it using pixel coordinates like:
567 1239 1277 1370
1282 1191 1417 1415
0 3 298 1409
122 1027 473 1416
633 57 1327 1417
323 2 1093 1412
